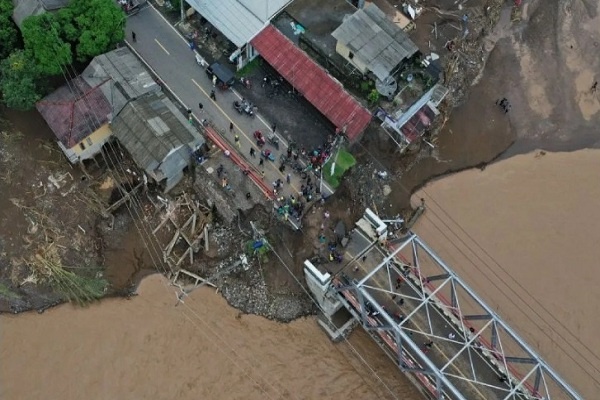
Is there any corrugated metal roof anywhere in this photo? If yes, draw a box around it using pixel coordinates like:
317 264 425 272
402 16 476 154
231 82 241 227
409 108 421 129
81 47 160 117
112 92 204 182
36 77 112 148
251 25 371 142
332 3 418 81
12 0 70 27
185 0 292 47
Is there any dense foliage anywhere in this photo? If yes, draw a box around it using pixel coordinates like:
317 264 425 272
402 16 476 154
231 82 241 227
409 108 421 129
0 0 19 59
21 14 72 76
0 0 125 109
0 50 41 110
57 0 126 62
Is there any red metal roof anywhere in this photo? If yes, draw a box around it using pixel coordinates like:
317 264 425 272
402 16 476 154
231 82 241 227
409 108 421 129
37 77 112 148
251 25 371 142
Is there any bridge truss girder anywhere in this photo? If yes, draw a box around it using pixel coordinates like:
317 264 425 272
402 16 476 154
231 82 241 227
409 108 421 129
332 233 581 400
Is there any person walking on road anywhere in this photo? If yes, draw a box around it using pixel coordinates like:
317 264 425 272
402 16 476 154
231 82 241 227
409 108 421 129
229 121 234 132
249 147 256 157
259 158 264 166
132 31 137 42
234 135 240 148
271 123 277 133
198 102 203 112
210 90 216 101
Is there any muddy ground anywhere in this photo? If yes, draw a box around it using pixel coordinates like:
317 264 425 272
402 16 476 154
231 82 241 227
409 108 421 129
1 0 598 318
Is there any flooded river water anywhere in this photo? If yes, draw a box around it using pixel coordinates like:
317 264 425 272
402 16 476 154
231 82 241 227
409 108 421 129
412 149 600 399
0 274 420 400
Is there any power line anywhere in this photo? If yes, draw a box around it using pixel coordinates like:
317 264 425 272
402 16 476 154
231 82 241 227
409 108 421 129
264 235 404 400
50 21 400 399
355 135 600 387
48 29 286 399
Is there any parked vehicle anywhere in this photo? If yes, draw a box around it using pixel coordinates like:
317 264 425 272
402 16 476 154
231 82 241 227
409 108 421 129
266 131 279 150
253 130 265 147
205 63 236 89
261 149 276 162
233 99 255 117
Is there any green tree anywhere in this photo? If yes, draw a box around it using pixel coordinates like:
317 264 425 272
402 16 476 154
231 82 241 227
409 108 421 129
0 0 19 59
367 89 380 105
58 0 125 62
0 50 42 110
21 14 72 76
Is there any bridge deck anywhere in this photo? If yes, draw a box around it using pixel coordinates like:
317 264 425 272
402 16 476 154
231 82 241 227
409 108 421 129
313 219 578 400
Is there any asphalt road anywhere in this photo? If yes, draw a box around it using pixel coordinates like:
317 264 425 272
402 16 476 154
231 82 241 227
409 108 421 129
125 5 332 206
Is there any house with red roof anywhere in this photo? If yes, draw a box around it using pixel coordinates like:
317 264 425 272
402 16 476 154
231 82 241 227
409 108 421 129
36 47 160 164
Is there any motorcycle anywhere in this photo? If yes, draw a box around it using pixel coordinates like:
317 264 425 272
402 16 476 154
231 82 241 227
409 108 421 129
240 77 251 89
253 130 266 147
261 149 276 162
233 99 255 117
266 131 279 150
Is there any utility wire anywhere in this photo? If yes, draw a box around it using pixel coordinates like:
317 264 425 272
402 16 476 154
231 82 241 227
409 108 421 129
355 134 600 387
49 28 284 399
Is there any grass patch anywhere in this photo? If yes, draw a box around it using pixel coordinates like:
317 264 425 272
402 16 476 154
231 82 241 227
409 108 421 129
235 58 260 78
323 149 356 188
0 283 20 300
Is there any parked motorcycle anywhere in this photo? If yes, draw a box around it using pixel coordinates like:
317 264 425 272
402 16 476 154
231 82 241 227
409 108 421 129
253 130 266 147
233 99 255 117
261 149 276 162
266 131 279 150
239 77 251 89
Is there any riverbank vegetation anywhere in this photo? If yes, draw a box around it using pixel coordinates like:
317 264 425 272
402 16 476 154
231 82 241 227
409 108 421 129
0 0 125 110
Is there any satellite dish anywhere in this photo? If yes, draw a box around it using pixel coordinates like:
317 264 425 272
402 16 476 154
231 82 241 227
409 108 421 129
376 76 397 98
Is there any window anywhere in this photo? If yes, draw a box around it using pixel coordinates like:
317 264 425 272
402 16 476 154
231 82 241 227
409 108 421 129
79 142 86 150
348 51 354 60
86 137 93 146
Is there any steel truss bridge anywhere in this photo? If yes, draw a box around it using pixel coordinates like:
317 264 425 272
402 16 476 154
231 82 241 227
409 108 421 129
330 226 582 400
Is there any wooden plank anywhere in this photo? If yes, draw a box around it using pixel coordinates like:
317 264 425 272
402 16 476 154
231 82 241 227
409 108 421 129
177 247 191 267
152 198 182 234
104 181 143 214
165 229 180 258
204 226 209 252
177 269 216 288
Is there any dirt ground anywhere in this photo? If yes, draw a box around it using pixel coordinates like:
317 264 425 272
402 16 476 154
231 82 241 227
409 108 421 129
341 0 600 215
0 108 98 312
234 60 336 151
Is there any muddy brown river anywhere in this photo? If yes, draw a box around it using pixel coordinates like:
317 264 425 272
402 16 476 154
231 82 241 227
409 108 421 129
0 274 419 399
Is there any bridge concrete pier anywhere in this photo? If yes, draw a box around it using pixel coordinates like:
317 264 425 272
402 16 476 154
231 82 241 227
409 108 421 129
305 260 357 342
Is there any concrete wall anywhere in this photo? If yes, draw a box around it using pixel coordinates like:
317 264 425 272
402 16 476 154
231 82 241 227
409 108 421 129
59 124 112 164
304 261 342 316
335 42 368 74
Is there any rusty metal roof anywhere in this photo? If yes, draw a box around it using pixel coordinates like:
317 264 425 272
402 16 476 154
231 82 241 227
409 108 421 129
36 77 112 148
251 25 371 142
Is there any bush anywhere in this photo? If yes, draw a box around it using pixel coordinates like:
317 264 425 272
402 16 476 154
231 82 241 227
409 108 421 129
367 89 380 105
